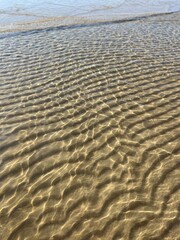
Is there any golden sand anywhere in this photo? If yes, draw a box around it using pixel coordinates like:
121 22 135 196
0 13 180 240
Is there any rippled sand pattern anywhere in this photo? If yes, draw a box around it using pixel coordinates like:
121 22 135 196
0 13 180 240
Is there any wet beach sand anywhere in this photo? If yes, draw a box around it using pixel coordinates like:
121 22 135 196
0 8 180 240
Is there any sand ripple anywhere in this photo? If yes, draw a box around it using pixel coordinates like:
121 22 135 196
0 13 180 240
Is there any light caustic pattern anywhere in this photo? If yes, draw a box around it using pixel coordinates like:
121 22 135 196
0 13 180 240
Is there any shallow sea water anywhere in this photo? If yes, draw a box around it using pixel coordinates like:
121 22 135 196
0 12 180 240
0 0 180 32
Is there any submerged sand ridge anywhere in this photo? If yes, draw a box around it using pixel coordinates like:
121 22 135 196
0 13 180 240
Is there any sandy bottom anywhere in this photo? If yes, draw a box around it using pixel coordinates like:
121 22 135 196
0 12 180 240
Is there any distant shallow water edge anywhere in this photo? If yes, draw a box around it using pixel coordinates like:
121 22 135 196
0 10 179 36
0 0 180 33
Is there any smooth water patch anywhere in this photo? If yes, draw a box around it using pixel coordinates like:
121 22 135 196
0 0 180 32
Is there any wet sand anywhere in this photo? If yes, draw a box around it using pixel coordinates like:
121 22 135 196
0 10 180 240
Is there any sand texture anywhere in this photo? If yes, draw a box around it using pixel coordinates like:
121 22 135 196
0 13 180 240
